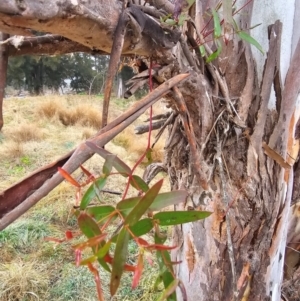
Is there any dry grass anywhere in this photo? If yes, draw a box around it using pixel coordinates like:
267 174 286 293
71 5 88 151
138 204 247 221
1 141 24 158
81 127 95 139
113 126 165 163
0 260 49 301
36 98 62 119
37 98 102 129
7 123 43 143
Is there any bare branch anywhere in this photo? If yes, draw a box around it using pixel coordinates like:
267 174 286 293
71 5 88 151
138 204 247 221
135 119 166 134
7 35 101 57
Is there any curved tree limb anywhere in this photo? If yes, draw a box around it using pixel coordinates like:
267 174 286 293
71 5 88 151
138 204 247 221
0 0 174 57
6 34 103 57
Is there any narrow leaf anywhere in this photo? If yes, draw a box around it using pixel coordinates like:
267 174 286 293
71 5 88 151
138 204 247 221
130 175 149 192
87 263 105 301
130 218 154 237
206 41 222 63
111 218 154 243
132 251 144 289
78 212 111 272
199 45 206 57
157 279 180 301
154 211 212 226
80 165 95 180
124 179 163 226
86 205 115 222
95 241 112 258
117 190 188 213
78 212 101 238
165 19 177 25
58 167 80 187
155 232 176 301
238 31 264 54
72 233 107 251
80 177 107 209
86 141 131 176
103 154 116 176
110 228 130 296
79 255 98 265
212 9 221 38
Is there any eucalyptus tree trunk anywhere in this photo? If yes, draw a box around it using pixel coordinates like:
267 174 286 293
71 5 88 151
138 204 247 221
0 1 299 300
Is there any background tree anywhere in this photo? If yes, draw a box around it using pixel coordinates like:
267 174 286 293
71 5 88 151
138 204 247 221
0 1 300 301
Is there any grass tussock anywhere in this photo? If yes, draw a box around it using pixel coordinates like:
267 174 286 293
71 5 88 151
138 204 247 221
36 98 62 119
37 99 102 129
113 127 135 149
81 127 95 140
8 123 43 143
0 260 49 301
114 128 165 163
1 141 24 158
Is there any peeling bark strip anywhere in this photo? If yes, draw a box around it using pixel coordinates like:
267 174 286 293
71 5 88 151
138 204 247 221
0 73 190 230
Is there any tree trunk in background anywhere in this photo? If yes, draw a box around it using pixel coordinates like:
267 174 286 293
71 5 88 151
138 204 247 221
0 32 9 131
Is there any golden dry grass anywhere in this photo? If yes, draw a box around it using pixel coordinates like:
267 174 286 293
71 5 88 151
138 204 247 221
35 97 62 119
7 123 43 143
1 141 24 158
37 98 102 129
113 126 165 163
0 260 49 301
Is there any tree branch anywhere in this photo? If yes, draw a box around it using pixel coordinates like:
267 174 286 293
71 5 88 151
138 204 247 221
6 34 103 56
0 0 174 57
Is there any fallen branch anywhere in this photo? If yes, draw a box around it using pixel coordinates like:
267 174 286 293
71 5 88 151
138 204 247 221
135 119 165 134
0 73 190 230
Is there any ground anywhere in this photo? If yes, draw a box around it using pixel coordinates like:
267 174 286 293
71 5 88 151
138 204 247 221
0 94 168 301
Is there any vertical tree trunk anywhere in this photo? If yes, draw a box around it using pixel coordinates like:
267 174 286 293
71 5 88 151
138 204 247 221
0 32 9 131
165 18 300 301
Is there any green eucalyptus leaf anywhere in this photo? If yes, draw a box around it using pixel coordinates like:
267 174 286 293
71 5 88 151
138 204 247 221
103 154 116 176
86 205 115 222
199 45 206 57
110 228 130 296
212 9 221 38
77 212 110 271
206 40 222 63
154 211 212 226
157 279 179 301
110 218 154 243
117 190 188 214
238 31 264 54
130 175 149 192
124 179 163 226
165 19 177 26
80 177 107 209
155 232 176 301
86 141 131 176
